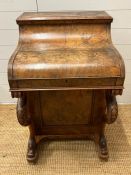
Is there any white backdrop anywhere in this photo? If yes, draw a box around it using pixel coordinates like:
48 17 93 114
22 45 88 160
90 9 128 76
0 0 131 103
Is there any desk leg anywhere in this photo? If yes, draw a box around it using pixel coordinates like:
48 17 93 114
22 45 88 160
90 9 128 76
26 124 38 163
98 134 109 160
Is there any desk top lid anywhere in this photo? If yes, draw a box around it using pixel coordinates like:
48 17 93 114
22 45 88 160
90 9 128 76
17 11 113 24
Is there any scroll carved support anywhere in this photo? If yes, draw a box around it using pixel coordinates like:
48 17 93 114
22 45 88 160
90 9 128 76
105 91 118 124
17 93 31 126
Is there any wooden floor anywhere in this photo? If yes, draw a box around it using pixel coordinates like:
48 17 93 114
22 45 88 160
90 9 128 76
0 104 131 175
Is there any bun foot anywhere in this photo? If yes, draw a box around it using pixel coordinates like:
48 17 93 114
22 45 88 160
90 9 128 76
26 137 38 163
99 135 109 160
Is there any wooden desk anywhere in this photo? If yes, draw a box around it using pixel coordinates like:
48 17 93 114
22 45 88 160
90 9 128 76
8 11 125 162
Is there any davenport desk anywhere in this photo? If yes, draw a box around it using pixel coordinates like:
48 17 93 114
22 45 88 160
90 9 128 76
8 11 125 162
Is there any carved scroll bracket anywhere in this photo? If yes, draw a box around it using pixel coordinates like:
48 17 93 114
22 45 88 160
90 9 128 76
105 91 118 124
16 92 31 126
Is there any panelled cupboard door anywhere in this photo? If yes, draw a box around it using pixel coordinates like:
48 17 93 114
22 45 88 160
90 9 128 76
0 0 36 11
38 0 131 11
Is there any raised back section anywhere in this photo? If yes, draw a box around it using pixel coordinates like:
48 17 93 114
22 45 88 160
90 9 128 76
8 11 125 92
17 11 113 51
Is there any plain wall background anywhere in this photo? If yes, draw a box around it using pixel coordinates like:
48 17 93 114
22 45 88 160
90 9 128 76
0 0 131 104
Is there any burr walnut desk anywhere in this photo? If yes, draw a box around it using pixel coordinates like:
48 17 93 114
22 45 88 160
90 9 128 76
8 11 125 162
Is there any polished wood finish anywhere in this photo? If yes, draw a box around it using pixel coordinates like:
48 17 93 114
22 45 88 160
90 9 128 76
8 11 125 162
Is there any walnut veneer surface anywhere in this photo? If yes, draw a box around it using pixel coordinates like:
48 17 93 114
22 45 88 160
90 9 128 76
8 11 125 162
